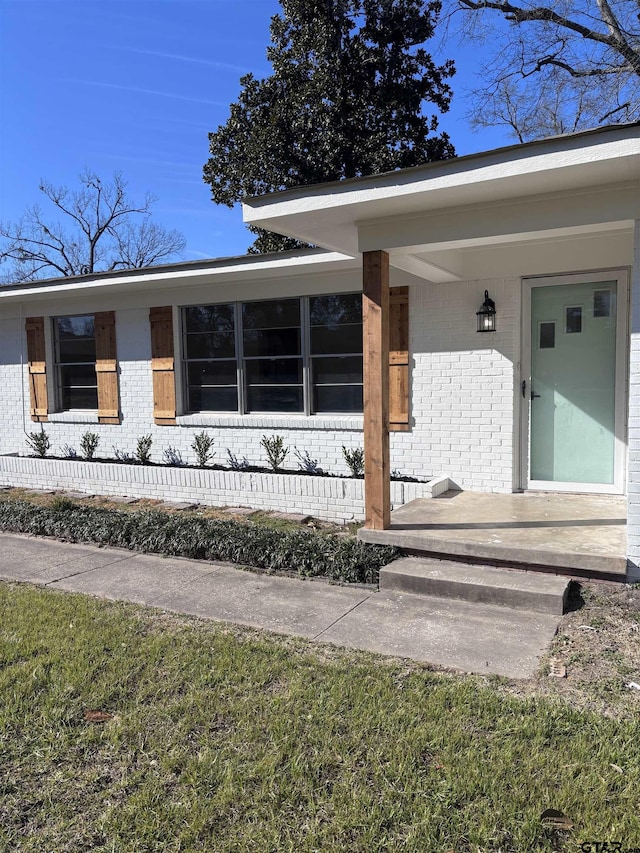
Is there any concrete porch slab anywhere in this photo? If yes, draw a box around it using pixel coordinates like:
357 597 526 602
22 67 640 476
359 491 628 578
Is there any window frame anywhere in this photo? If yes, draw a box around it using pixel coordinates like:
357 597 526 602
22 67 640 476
52 313 99 412
181 292 364 416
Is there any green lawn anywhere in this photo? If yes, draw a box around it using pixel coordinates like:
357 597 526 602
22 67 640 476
1 583 638 852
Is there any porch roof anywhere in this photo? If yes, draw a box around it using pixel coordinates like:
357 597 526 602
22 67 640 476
243 123 640 283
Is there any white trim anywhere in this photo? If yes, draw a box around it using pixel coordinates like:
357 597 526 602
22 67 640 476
520 268 629 495
176 413 364 431
48 412 100 424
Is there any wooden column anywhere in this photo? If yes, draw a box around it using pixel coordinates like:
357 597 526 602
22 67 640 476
363 250 390 529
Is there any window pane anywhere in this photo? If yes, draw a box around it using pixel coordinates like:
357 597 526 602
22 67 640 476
243 299 300 330
539 322 555 349
310 293 362 325
565 306 582 334
57 338 97 363
187 360 237 387
61 386 98 410
56 315 96 362
188 386 238 412
310 324 362 355
60 364 97 387
246 385 303 412
56 315 95 339
314 385 363 413
243 328 301 357
593 290 612 318
312 356 363 384
184 304 235 333
246 358 302 385
185 332 235 359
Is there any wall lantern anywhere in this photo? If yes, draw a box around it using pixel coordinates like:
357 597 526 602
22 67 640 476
476 290 496 332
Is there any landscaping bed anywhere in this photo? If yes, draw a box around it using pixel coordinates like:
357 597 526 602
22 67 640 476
0 454 435 524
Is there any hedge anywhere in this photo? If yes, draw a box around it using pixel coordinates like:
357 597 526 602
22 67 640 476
0 499 399 585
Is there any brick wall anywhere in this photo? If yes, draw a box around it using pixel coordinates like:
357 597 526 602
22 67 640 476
392 277 520 492
0 277 520 494
0 455 432 524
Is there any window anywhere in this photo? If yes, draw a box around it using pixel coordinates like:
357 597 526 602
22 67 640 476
539 321 555 349
565 306 583 334
310 293 363 412
183 304 238 412
182 294 363 415
593 290 612 318
243 299 303 412
53 315 98 409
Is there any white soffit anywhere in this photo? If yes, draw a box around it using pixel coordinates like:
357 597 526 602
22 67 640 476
243 126 640 256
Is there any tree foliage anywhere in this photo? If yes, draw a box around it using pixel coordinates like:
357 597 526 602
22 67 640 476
0 170 186 283
203 0 455 252
448 0 640 140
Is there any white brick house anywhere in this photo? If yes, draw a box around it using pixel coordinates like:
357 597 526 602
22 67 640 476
1 123 639 576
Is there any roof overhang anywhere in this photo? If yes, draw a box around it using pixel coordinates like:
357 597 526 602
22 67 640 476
0 250 358 305
243 123 640 281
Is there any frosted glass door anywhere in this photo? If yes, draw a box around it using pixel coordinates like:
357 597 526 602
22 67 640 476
530 281 617 485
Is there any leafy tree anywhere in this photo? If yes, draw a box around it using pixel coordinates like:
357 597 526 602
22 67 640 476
447 0 640 141
203 0 455 252
0 170 186 282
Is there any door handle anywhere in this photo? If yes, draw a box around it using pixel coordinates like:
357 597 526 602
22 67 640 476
522 380 541 399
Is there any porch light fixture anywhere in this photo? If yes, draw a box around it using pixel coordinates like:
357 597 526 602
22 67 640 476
476 290 496 333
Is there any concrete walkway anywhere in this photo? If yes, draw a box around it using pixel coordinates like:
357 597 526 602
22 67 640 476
0 533 562 679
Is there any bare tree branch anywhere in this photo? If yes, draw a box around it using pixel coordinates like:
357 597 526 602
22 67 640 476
447 0 640 140
0 171 186 283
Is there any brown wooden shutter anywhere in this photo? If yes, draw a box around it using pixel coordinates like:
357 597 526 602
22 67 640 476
94 311 121 424
150 306 176 425
389 286 410 431
25 316 49 422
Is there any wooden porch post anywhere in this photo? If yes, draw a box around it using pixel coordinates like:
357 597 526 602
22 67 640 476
363 250 390 529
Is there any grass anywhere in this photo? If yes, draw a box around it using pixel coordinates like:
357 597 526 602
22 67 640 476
1 584 639 852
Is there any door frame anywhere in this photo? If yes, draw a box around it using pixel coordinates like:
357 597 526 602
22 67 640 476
520 268 629 495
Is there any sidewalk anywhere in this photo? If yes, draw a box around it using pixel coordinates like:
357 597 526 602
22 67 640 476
0 532 561 679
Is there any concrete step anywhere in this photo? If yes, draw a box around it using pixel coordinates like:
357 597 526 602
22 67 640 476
359 525 628 580
380 557 571 615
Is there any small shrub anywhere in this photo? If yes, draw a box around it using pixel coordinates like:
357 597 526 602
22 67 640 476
135 434 153 465
60 444 78 459
26 427 50 458
192 431 215 467
113 446 134 463
342 446 364 478
0 498 399 584
261 435 288 472
163 446 184 466
80 431 100 461
227 449 249 471
50 496 76 512
294 448 323 475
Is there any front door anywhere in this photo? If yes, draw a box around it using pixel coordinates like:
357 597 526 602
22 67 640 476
523 271 628 493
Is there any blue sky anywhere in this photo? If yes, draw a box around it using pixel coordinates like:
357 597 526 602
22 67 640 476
0 0 511 262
